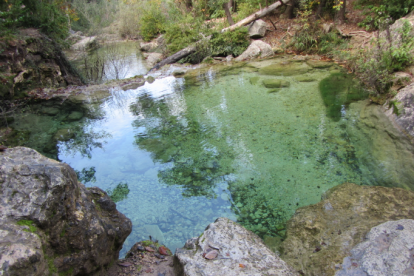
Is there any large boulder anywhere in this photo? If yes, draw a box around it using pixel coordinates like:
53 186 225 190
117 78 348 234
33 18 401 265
0 147 132 276
336 219 414 276
235 40 274 61
174 217 298 276
280 183 414 276
248 19 267 38
386 82 414 138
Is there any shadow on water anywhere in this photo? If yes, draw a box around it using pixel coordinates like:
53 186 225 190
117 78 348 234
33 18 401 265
319 73 368 121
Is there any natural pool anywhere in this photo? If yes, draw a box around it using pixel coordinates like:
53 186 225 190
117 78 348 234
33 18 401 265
3 54 414 257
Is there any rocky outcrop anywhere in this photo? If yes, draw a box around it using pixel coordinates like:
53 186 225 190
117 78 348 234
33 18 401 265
280 183 414 276
0 29 83 100
235 40 273 61
0 147 132 276
70 36 99 52
248 19 267 38
386 82 414 139
336 219 414 276
175 217 298 276
143 52 164 67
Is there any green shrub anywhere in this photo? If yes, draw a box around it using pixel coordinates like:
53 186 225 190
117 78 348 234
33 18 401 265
356 0 414 30
139 1 168 41
210 28 249 56
351 20 414 94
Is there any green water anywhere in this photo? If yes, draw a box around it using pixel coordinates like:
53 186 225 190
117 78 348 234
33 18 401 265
3 56 414 256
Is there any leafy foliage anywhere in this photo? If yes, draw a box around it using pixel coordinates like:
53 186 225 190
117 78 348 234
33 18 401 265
210 28 249 56
356 0 414 30
351 20 414 94
291 10 344 55
0 0 70 43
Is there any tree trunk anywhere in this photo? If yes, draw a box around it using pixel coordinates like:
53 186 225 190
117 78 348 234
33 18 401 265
185 0 192 10
315 0 326 19
222 0 291 32
223 1 235 26
336 0 346 23
283 0 295 19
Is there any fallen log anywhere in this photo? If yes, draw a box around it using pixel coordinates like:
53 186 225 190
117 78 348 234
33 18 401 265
150 45 196 71
150 0 291 71
221 0 291 32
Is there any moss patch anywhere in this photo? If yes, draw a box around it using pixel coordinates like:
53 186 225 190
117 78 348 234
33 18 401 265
17 219 37 233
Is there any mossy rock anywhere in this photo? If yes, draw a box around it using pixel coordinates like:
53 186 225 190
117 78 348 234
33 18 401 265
306 60 333 68
258 62 312 76
250 77 260 85
267 88 281 93
53 128 76 141
294 76 316 82
65 111 84 122
262 79 290 88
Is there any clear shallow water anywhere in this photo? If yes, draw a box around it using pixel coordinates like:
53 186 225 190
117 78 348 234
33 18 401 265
4 56 414 256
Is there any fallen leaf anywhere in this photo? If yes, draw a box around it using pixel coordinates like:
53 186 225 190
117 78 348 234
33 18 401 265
204 249 218 260
145 246 155 252
159 246 169 255
145 268 152 273
118 262 133 267
239 264 245 268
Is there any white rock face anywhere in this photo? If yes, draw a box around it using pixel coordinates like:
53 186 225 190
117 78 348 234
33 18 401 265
235 40 273 61
174 217 299 276
70 36 98 51
248 19 267 38
336 219 414 276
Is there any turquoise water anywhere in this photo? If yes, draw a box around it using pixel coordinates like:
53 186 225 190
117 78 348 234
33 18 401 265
3 55 414 256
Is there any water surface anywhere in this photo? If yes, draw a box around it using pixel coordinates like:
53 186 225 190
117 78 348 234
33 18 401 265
3 55 414 256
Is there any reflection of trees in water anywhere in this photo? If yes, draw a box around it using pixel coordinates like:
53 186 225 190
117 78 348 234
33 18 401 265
81 44 134 83
58 125 111 159
130 92 234 198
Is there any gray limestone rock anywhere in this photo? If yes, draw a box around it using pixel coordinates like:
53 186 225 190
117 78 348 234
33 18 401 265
248 19 267 38
281 183 414 276
0 147 132 276
336 219 414 276
235 40 273 61
144 52 164 67
174 217 298 276
386 83 414 139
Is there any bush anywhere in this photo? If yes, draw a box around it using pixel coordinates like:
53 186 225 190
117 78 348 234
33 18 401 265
351 20 414 94
356 0 414 30
209 28 250 57
290 10 344 55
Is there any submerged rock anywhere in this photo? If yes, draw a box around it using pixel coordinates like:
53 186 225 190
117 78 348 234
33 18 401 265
258 61 312 76
281 182 414 276
336 219 414 276
263 79 290 88
175 217 298 276
0 147 132 276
